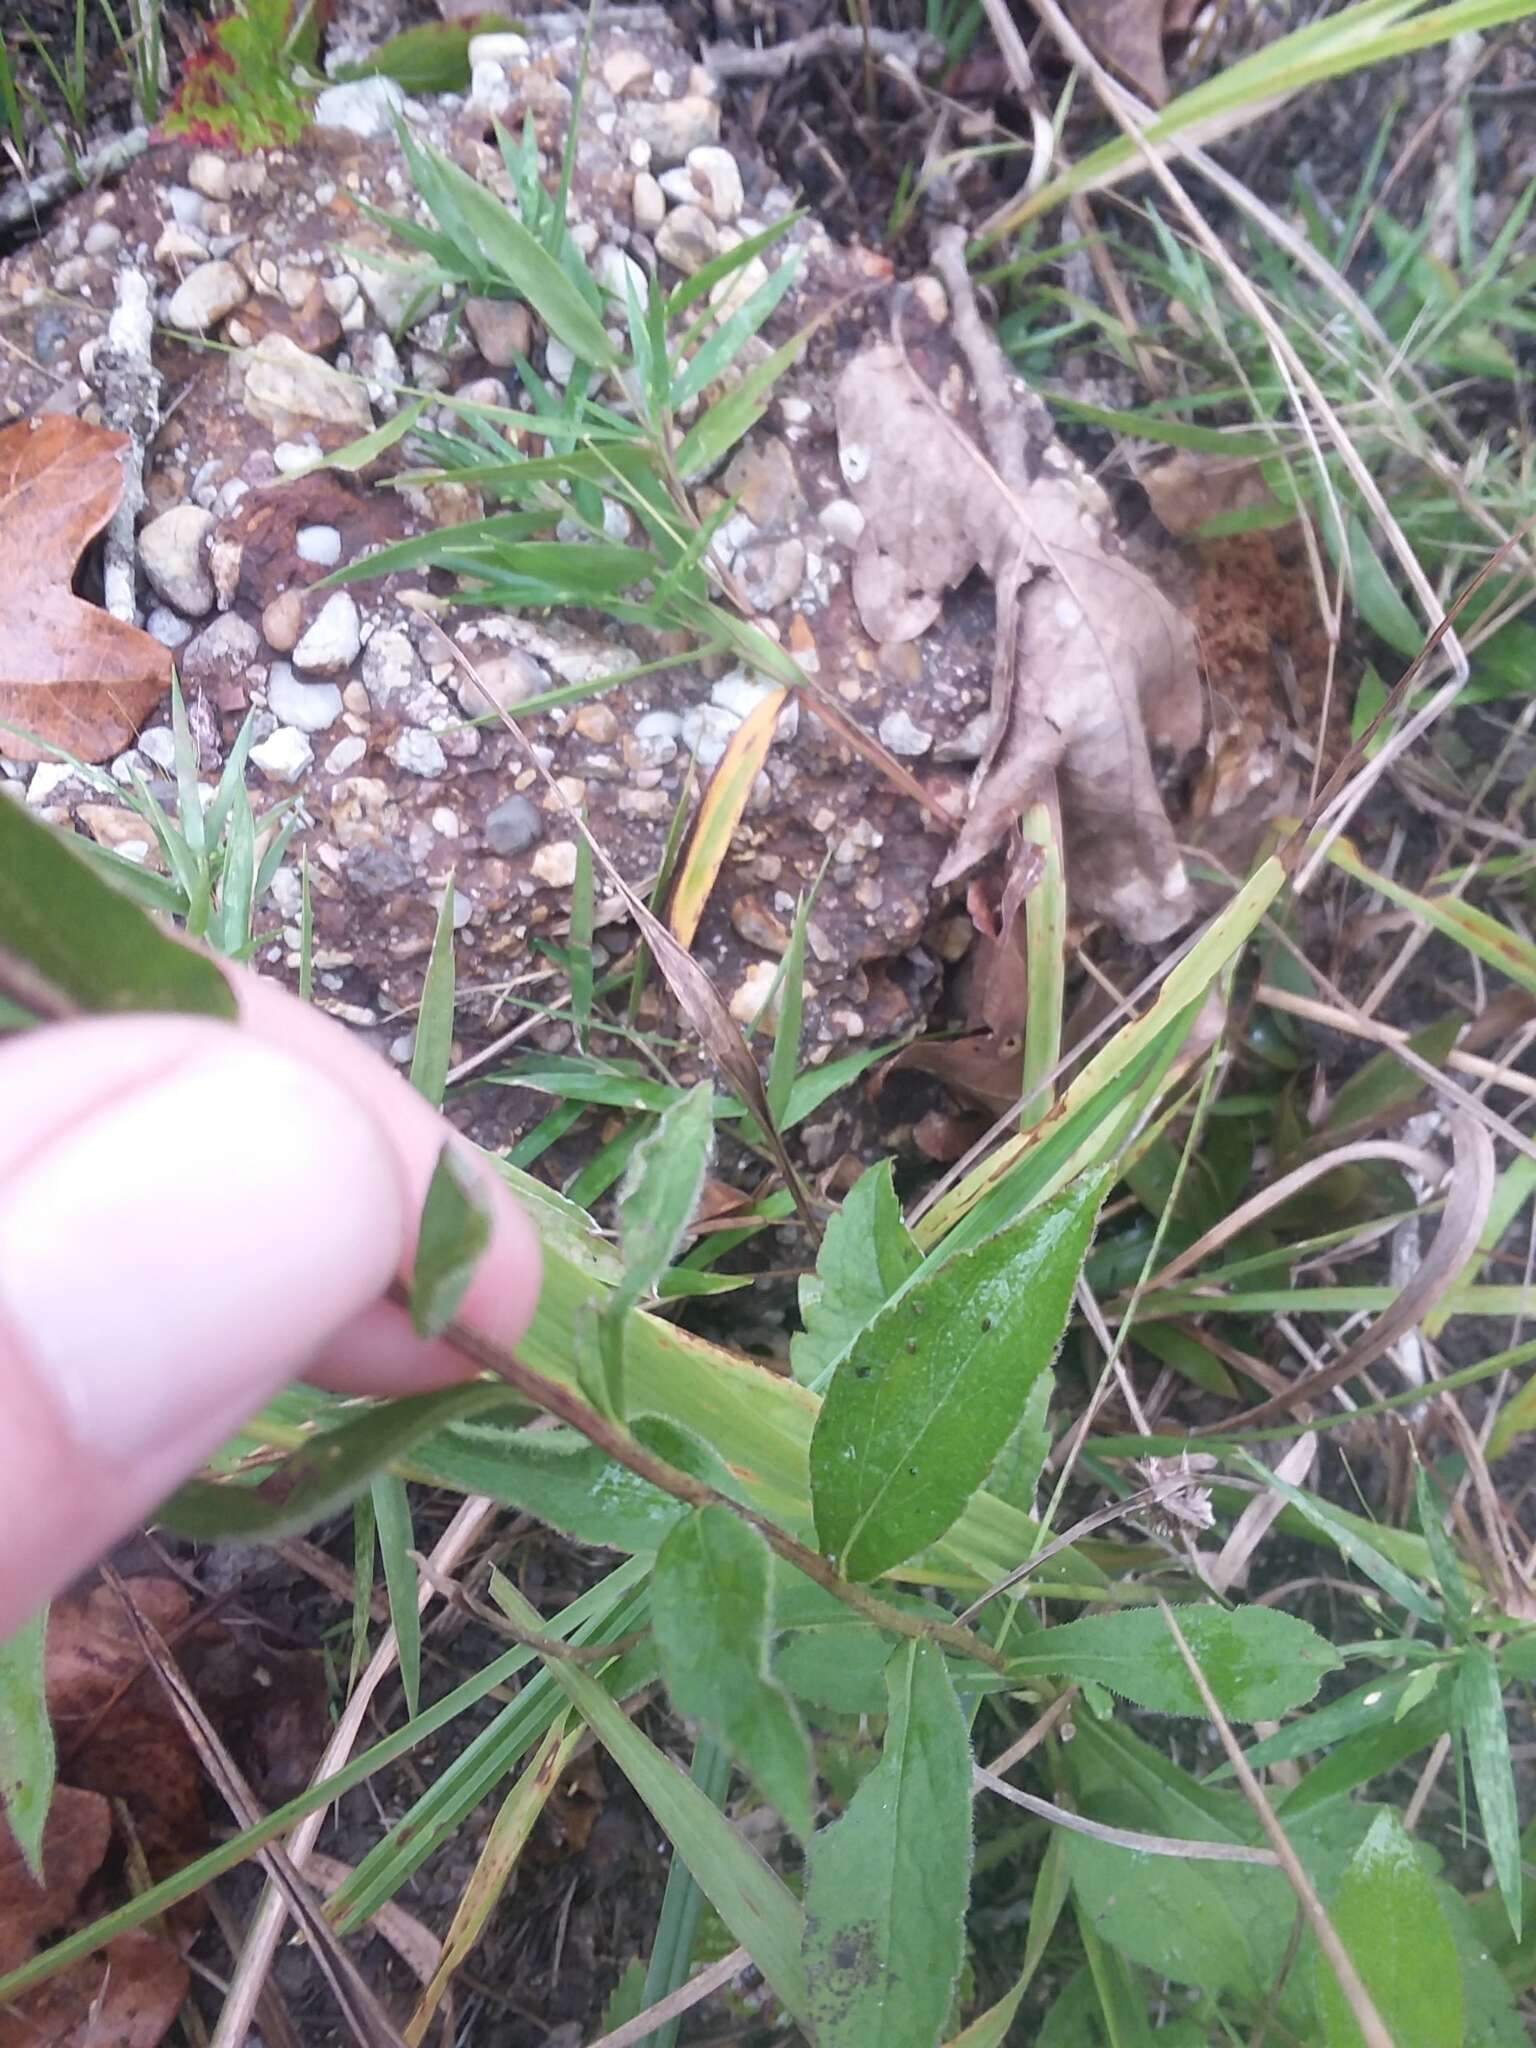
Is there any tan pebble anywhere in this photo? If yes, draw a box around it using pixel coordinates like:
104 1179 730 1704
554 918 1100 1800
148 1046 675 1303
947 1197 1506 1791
342 681 371 717
729 893 790 954
532 840 578 888
632 171 666 234
261 590 303 653
728 958 782 1026
573 702 618 743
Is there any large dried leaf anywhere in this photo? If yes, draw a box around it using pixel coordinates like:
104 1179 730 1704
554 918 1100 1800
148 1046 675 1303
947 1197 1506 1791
835 232 1202 941
0 418 173 764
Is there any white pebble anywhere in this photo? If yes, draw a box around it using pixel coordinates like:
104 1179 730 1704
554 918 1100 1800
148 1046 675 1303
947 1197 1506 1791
292 592 361 675
268 662 343 733
251 726 315 782
390 728 446 777
295 524 342 567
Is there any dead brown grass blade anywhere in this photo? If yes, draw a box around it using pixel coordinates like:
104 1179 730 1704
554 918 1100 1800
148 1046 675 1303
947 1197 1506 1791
1157 1600 1394 2048
587 1949 750 2048
1215 1109 1495 1429
101 1568 413 2048
974 1765 1279 1864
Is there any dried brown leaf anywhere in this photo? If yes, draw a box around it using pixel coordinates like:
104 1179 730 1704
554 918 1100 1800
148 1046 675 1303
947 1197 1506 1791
835 232 1201 940
0 418 173 763
1063 0 1171 103
0 1932 188 2048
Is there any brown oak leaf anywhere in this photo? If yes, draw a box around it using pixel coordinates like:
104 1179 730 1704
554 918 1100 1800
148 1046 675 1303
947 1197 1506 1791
0 417 173 764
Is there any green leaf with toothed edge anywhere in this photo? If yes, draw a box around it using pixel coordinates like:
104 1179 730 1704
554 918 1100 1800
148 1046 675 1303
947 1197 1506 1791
801 1640 972 2048
1006 1604 1341 1720
653 1509 813 1842
810 1174 1103 1580
1315 1811 1462 2048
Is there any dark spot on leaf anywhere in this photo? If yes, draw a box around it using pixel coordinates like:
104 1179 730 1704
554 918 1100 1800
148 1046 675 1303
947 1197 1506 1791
905 1339 917 1355
980 1315 994 1332
856 1366 872 1379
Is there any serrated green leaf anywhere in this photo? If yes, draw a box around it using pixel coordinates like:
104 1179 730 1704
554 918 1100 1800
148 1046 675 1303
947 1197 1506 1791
0 796 234 1021
1008 1604 1341 1720
0 1611 53 1878
409 875 457 1108
654 1510 812 1841
769 1567 940 1716
792 1160 921 1390
810 1175 1102 1579
411 1144 493 1338
1455 1648 1522 1941
1316 1811 1462 2048
802 1640 972 2048
371 1471 422 1718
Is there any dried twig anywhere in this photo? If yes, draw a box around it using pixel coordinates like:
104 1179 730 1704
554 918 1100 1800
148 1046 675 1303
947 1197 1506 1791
975 1763 1280 1864
0 125 148 232
92 269 161 625
701 26 943 82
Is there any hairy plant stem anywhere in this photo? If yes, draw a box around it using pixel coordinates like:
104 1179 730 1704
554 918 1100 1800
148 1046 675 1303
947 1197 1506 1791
389 1281 1008 1674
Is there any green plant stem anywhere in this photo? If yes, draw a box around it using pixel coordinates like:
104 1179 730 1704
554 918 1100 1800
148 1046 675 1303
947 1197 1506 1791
638 1731 731 2048
388 1280 1008 1675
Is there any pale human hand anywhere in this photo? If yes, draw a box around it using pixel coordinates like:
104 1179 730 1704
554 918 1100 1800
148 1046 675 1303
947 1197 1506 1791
0 972 541 1638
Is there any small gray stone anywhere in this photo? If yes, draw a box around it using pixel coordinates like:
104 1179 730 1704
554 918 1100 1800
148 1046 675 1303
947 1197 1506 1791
346 845 414 897
146 606 193 650
184 154 231 201
313 76 405 138
268 662 343 733
346 250 426 334
877 708 933 757
452 648 548 717
632 172 666 233
296 524 342 567
390 728 447 777
167 259 248 334
362 627 419 702
292 592 361 675
251 726 314 782
83 221 121 256
627 95 720 166
139 506 216 615
469 29 531 64
324 734 368 775
241 334 373 436
484 793 542 856
137 727 178 772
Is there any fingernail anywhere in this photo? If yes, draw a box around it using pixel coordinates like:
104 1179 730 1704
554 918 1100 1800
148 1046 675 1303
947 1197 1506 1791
0 1037 406 1458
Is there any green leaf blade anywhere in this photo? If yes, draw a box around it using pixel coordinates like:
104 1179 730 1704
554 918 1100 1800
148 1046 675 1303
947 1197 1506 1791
410 1144 494 1338
0 1610 54 1878
1455 1647 1522 1941
653 1509 813 1842
801 1640 972 2048
1010 1604 1342 1720
810 1175 1102 1579
792 1160 920 1391
1315 1811 1463 2048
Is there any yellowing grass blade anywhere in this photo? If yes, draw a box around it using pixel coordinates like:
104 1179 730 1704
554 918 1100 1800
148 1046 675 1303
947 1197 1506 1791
405 1716 580 2044
668 687 787 949
1326 836 1536 999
